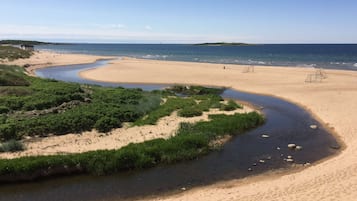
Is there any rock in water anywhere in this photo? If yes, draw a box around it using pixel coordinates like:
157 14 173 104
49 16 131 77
310 125 318 129
286 158 294 163
296 145 303 150
288 144 296 149
261 134 270 138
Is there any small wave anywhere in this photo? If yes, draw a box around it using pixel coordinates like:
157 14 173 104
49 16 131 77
142 54 169 59
354 63 357 67
300 64 317 68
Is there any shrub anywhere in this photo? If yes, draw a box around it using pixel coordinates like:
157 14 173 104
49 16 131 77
168 85 224 95
178 107 203 117
0 123 17 141
94 117 122 133
0 140 24 152
220 100 242 111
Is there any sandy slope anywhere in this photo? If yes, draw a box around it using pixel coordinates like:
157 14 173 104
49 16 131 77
80 57 357 201
2 50 114 75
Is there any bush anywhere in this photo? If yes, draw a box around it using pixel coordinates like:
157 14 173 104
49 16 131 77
220 100 242 111
178 107 203 117
0 140 24 152
0 123 17 141
94 117 122 133
168 85 224 95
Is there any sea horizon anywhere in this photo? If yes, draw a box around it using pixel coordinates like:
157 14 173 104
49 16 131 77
36 43 357 71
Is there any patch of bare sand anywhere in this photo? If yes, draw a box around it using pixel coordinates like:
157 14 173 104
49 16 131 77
79 57 357 201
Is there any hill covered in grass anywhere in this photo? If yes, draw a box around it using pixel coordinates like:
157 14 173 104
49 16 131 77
0 40 56 46
0 46 33 61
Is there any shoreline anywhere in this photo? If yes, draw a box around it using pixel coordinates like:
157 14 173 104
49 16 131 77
3 51 357 200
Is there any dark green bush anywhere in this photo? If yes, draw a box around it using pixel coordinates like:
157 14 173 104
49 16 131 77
178 107 203 117
220 100 243 111
168 85 224 95
0 123 17 141
95 117 122 133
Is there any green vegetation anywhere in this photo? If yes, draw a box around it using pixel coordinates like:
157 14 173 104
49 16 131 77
0 64 161 141
195 42 253 46
167 85 224 95
0 140 24 153
221 100 243 111
0 64 264 181
0 112 263 180
0 46 33 61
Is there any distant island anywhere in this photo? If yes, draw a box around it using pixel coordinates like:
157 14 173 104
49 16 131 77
0 40 63 46
195 42 254 46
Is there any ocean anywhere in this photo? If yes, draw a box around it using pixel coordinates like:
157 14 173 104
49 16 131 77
37 44 357 70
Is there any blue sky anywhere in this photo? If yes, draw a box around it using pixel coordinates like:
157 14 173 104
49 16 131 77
0 0 356 43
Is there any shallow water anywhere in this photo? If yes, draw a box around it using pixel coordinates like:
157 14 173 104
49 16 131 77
0 61 339 201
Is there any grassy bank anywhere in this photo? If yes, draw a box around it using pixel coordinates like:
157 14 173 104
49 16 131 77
0 112 263 181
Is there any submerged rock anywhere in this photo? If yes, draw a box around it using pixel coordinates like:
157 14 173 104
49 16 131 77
261 134 270 138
